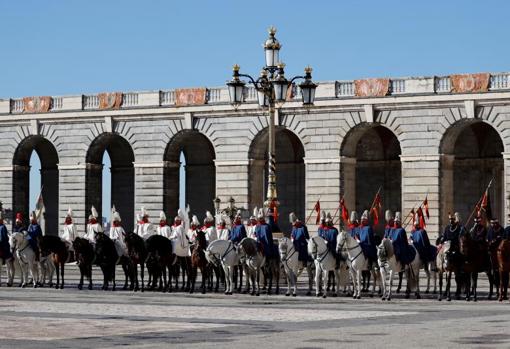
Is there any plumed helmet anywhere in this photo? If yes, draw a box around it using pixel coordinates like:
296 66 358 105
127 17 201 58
219 215 226 225
66 207 73 219
141 206 149 218
257 208 265 220
385 210 394 222
350 211 359 223
91 206 98 219
29 210 36 221
191 215 200 227
15 212 23 222
361 210 369 221
454 212 461 223
289 212 298 224
236 210 242 219
113 210 121 222
204 211 214 224
325 212 333 223
159 211 167 221
394 212 402 223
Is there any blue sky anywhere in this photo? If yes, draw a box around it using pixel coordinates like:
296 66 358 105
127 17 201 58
3 0 508 218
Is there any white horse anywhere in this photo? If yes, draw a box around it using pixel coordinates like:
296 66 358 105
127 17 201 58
279 237 314 296
205 239 239 295
377 238 422 300
9 232 39 288
307 235 343 298
237 237 265 296
336 230 378 299
420 255 437 294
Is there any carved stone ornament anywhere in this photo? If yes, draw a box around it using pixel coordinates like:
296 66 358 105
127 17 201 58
98 92 123 109
354 78 390 97
23 96 52 113
175 88 207 107
450 73 490 93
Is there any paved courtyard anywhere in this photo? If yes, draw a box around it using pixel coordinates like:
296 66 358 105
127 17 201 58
0 266 509 348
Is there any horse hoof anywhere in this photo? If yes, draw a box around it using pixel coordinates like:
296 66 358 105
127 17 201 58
322 294 327 299
306 291 312 296
88 285 93 290
256 292 260 296
78 284 83 290
447 297 451 302
316 294 321 298
425 290 429 294
416 294 421 300
285 293 290 297
438 297 442 301
381 296 386 301
356 295 361 299
332 293 338 298
474 298 478 302
201 290 206 294
292 294 297 297
405 294 410 299
387 297 391 301
466 297 470 302
54 285 59 290
122 286 128 291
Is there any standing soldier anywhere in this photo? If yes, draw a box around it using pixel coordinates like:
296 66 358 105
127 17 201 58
138 207 155 240
247 208 258 239
84 206 103 245
13 212 25 233
203 211 217 244
157 211 171 238
27 211 42 261
410 212 435 265
357 210 377 267
470 212 487 242
109 208 126 259
348 211 360 238
384 210 394 239
290 212 310 264
217 216 230 241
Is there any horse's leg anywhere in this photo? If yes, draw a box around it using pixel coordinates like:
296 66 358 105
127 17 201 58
387 269 393 301
438 271 443 301
396 271 403 293
473 272 478 302
425 267 431 294
465 272 471 301
78 264 84 290
356 269 362 299
321 268 328 298
55 262 60 289
446 270 452 301
122 261 129 290
315 264 321 297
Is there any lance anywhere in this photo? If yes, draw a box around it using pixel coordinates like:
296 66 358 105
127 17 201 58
305 195 321 225
402 191 429 227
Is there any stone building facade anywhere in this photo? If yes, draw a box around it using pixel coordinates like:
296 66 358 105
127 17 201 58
0 72 509 237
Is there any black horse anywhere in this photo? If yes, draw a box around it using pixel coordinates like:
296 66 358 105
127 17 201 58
72 237 94 290
37 235 68 289
145 235 175 292
124 231 147 292
94 232 121 290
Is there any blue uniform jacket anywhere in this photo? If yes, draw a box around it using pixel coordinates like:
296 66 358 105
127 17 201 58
255 223 276 258
348 224 359 238
13 223 25 233
357 224 377 260
488 226 504 242
291 223 310 262
322 226 338 256
27 223 42 250
503 226 510 240
384 225 393 239
410 228 435 263
229 224 247 244
0 224 12 259
391 227 416 264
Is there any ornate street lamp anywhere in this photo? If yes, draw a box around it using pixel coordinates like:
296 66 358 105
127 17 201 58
226 26 317 227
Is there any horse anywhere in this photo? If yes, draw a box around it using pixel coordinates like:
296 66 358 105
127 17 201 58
497 239 510 302
124 231 147 292
72 237 94 290
205 239 240 295
37 235 68 289
336 231 377 299
0 240 15 287
436 241 462 301
94 232 121 291
307 235 343 298
262 244 280 295
10 232 38 288
459 234 494 301
190 230 208 294
377 239 421 300
489 239 502 299
237 238 265 296
145 234 175 292
278 237 314 296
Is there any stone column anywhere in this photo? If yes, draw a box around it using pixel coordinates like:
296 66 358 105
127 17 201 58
135 162 166 228
216 159 250 217
401 154 442 239
59 164 87 234
305 157 342 234
503 152 510 226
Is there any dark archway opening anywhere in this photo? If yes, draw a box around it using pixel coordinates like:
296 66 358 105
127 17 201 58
440 121 503 229
164 131 216 222
249 128 305 230
341 124 401 233
86 133 134 232
13 136 59 235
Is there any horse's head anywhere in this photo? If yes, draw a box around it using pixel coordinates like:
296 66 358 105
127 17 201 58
336 230 347 254
278 237 290 258
459 233 470 255
9 232 25 251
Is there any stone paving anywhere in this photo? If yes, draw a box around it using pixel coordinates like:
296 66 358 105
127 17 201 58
0 265 509 348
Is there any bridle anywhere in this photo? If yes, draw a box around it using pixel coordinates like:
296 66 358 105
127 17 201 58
312 237 329 264
338 233 363 264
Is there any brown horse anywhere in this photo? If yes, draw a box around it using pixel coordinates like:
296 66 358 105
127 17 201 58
497 239 510 302
37 236 68 289
190 230 208 294
459 234 494 301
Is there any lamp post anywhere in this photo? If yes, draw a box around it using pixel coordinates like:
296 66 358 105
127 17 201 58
226 27 317 225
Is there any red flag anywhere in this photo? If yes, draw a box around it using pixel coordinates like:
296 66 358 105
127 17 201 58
480 189 493 221
314 200 321 225
340 198 349 223
423 196 430 219
417 207 426 229
371 192 382 226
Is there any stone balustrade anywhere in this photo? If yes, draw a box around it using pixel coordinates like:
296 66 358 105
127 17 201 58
1 71 509 115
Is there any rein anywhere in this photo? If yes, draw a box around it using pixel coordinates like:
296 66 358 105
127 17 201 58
340 234 363 263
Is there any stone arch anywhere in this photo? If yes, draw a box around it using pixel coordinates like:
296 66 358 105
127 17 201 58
13 135 59 234
163 130 216 222
248 127 305 229
86 133 135 232
341 123 401 233
440 119 504 228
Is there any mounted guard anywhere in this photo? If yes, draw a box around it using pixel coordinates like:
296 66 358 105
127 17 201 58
138 207 155 240
470 212 487 242
27 211 42 261
109 207 127 259
348 211 360 238
290 212 310 263
188 215 201 243
84 206 103 245
384 210 394 239
229 210 247 245
410 212 435 264
157 211 171 238
255 208 276 258
13 212 25 233
203 211 217 244
247 207 258 239
390 212 416 268
217 216 230 241
357 210 377 267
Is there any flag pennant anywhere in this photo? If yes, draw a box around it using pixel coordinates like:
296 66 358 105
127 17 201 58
340 198 349 224
480 189 492 221
411 208 416 226
371 192 382 226
314 200 321 225
423 196 430 219
417 207 426 229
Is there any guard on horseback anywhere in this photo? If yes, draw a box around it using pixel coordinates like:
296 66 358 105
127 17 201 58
0 212 13 264
348 211 360 238
157 211 171 238
13 212 25 233
488 218 504 242
317 211 326 238
27 211 42 261
217 216 230 241
470 212 487 242
188 215 201 243
60 208 79 259
319 213 338 260
170 210 191 257
203 211 217 244
229 211 247 245
109 208 127 259
138 207 155 240
410 212 435 265
438 212 465 251
357 210 377 268
390 212 416 268
290 212 310 263
247 208 258 239
255 208 276 258
84 206 103 245
384 210 394 239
